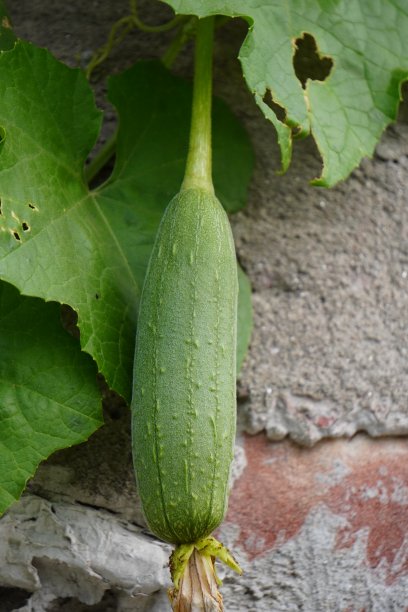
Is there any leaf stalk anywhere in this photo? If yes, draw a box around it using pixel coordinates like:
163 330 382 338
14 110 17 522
84 131 117 185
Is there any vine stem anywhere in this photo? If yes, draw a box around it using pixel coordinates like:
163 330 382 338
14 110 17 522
161 16 197 69
129 0 184 33
181 17 215 194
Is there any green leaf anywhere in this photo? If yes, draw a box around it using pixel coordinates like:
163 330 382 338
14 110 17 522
0 281 102 515
0 1 15 52
237 264 252 374
165 0 408 186
0 45 253 401
0 41 132 393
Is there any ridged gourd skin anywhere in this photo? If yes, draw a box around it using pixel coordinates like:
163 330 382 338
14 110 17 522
131 188 238 545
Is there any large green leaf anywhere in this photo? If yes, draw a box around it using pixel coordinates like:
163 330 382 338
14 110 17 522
0 44 253 401
0 281 102 514
165 0 408 186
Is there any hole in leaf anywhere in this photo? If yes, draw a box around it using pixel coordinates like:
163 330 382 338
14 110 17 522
13 231 20 241
291 125 303 138
61 304 80 340
293 33 333 89
262 90 287 123
22 221 30 231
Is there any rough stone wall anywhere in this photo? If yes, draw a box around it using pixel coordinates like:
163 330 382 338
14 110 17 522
234 122 408 446
1 1 408 610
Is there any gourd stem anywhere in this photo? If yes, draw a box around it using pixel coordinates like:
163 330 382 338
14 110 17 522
181 17 215 194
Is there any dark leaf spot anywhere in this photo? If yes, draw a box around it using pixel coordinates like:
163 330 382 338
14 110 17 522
60 304 80 340
293 33 333 89
13 231 20 241
22 222 30 231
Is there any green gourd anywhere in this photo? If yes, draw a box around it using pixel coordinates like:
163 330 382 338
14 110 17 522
131 186 238 544
131 17 242 606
